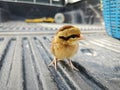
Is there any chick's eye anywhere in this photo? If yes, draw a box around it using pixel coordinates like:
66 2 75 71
71 35 76 38
70 35 79 38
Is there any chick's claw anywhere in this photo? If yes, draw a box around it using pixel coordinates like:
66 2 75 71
48 58 58 70
68 60 79 71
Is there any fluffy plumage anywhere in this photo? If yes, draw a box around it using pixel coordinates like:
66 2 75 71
49 25 84 70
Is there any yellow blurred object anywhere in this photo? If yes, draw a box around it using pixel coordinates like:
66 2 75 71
44 17 55 23
25 17 54 23
25 18 44 23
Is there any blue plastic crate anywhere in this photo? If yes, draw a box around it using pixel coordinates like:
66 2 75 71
103 0 120 39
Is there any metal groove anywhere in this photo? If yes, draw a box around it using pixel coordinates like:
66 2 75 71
22 38 41 90
0 38 17 90
0 38 13 71
30 37 58 90
6 39 17 86
28 38 43 90
72 62 108 90
6 37 23 90
34 37 70 90
22 38 27 90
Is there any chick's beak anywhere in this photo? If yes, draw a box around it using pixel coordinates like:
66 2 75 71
78 34 85 40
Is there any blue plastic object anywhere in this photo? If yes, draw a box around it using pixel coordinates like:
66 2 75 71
103 0 120 39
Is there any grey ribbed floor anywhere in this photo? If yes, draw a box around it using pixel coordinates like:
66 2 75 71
0 21 120 90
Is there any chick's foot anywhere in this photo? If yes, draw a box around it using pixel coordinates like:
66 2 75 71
68 59 79 71
48 57 58 70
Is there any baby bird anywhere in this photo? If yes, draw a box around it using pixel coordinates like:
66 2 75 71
49 25 84 70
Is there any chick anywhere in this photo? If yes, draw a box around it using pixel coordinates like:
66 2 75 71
49 25 84 70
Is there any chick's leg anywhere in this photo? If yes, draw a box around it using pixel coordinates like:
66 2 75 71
48 57 58 70
68 59 79 71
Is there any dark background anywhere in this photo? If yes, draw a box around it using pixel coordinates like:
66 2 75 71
0 0 103 24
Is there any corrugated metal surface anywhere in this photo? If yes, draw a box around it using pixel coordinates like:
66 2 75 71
0 22 120 90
